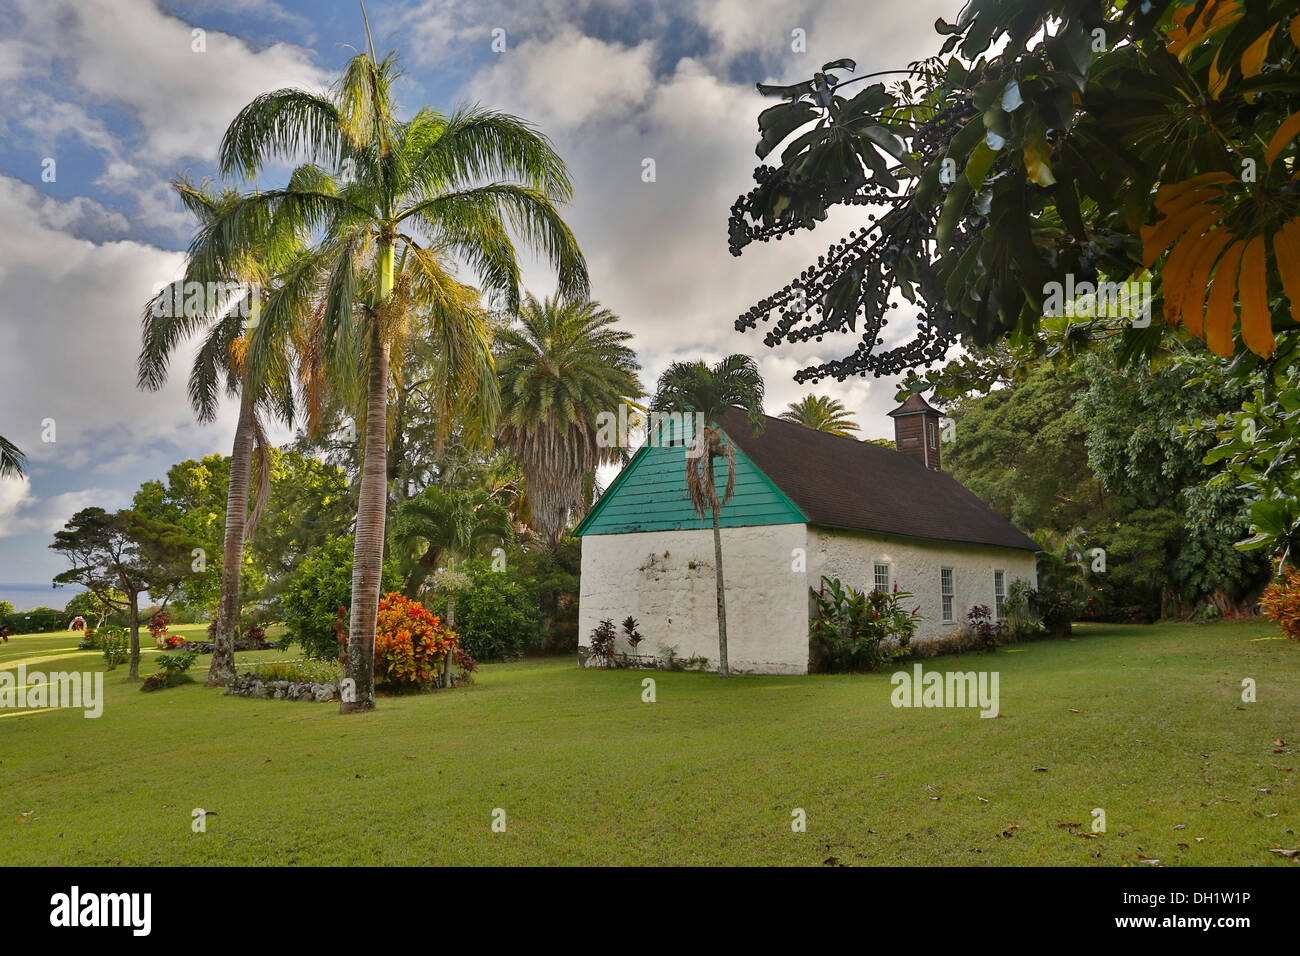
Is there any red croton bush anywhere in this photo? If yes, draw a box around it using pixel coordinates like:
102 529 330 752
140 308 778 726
1260 568 1300 643
374 592 459 688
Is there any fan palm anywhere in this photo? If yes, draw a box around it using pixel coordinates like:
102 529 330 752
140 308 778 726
779 394 860 436
199 37 586 711
651 355 765 677
0 437 25 477
496 294 642 550
138 177 302 686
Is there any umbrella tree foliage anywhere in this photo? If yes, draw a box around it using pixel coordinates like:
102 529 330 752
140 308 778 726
731 0 1300 560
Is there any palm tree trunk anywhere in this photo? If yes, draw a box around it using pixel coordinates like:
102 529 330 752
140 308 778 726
442 586 455 688
708 454 730 677
208 386 256 686
127 591 141 681
343 298 391 713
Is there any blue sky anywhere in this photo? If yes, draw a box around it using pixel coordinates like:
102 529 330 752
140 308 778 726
0 0 954 599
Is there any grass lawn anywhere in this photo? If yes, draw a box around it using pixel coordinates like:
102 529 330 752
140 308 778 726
1 619 1296 866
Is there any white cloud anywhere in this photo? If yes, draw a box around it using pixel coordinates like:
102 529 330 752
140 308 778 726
8 0 329 166
0 477 125 539
468 27 655 131
0 175 238 469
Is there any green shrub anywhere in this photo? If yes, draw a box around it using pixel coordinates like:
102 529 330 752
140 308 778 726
428 561 540 661
99 627 129 669
243 658 342 683
1 607 66 634
141 651 197 692
282 536 400 659
809 577 922 673
1002 579 1041 639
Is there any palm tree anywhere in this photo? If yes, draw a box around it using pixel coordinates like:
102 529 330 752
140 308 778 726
779 394 860 436
393 484 510 684
0 437 25 477
138 178 302 686
200 30 586 711
651 355 765 677
496 294 642 550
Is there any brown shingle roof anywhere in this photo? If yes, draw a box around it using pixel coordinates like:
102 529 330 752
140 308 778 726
718 408 1039 552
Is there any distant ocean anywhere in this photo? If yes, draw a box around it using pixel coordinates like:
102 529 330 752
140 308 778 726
0 584 84 611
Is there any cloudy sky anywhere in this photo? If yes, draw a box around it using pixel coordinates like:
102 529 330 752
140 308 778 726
0 0 956 595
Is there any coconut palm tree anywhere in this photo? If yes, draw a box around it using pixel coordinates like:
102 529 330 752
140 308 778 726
779 394 860 436
138 177 302 686
0 437 24 477
650 355 765 677
199 34 586 711
496 294 642 550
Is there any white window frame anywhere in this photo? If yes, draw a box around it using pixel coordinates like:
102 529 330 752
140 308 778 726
940 567 955 623
873 562 891 593
994 570 1006 619
928 420 938 449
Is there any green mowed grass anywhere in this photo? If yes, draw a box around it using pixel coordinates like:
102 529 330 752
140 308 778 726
0 620 1296 865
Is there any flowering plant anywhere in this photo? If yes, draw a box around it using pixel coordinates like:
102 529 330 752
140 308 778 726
374 592 459 689
1261 567 1300 643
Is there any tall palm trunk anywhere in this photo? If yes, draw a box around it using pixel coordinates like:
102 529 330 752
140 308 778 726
344 244 393 713
208 386 256 686
441 582 455 689
708 453 730 677
127 591 142 681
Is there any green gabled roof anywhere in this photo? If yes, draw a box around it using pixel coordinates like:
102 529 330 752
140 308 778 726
574 439 807 536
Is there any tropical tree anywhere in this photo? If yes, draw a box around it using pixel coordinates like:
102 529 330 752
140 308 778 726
51 508 198 680
779 394 860 436
393 484 510 684
650 355 765 677
138 178 302 686
202 32 586 711
730 1 1300 562
496 294 643 550
0 437 24 477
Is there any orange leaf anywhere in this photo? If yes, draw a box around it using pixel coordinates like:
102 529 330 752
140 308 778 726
1237 236 1274 357
1205 240 1247 356
1241 24 1278 78
1163 226 1221 326
1142 204 1222 268
1154 172 1234 209
1266 113 1300 167
1271 219 1300 312
1181 229 1236 338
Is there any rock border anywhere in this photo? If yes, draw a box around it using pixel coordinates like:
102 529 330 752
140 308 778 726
224 673 338 702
